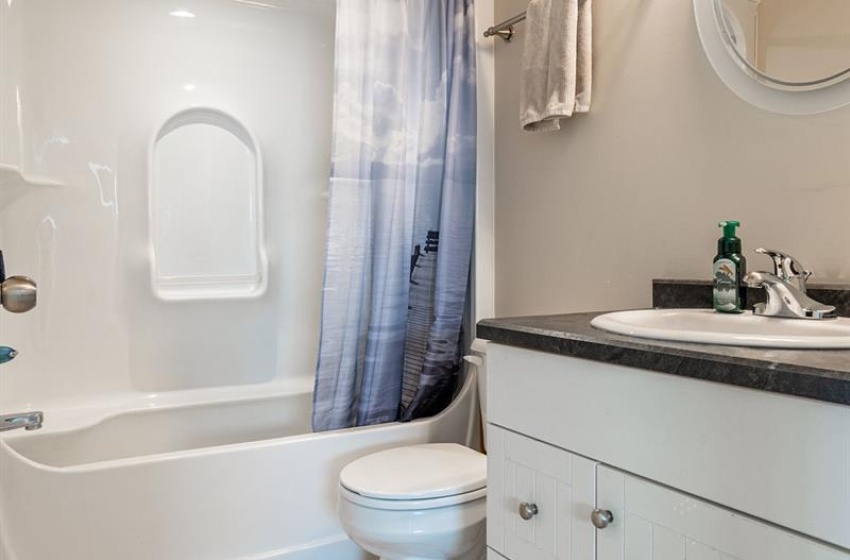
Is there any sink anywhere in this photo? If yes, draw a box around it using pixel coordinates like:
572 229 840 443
590 308 850 349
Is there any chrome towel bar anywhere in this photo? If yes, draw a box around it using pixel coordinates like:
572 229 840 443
483 11 527 42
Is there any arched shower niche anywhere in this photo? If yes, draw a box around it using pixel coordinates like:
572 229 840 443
149 108 268 301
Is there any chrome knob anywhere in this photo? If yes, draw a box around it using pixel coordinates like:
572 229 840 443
591 509 614 529
1 276 37 313
518 502 538 520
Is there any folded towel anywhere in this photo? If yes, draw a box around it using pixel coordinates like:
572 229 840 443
520 0 593 132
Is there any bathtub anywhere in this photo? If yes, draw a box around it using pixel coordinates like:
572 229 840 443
0 372 480 560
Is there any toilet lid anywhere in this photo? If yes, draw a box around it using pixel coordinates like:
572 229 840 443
339 443 486 500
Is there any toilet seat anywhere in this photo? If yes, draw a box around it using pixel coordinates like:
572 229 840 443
339 443 486 511
339 483 487 511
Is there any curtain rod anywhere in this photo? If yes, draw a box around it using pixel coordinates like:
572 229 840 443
482 11 526 42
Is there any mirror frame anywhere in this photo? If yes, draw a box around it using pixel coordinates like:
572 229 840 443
693 0 850 115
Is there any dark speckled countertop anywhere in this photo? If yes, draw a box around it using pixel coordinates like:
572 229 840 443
477 282 850 407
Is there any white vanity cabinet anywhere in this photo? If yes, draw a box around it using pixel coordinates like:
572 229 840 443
485 343 850 560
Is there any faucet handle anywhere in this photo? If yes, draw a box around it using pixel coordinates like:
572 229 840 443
0 276 37 313
755 248 812 293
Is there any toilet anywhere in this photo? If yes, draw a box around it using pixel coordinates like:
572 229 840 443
338 341 489 560
338 443 487 560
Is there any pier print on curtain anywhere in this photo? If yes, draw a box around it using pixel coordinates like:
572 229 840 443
312 0 477 431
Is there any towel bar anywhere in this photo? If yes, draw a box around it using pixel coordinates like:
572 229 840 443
483 11 527 42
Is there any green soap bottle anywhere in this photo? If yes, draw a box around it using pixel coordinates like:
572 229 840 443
713 221 746 313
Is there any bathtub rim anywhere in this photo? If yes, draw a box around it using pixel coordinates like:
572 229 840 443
0 375 317 431
1 369 478 474
3 387 313 470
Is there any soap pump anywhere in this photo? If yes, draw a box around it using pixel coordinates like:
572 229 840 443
713 221 746 313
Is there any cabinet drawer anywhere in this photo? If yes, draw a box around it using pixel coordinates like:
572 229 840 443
487 425 596 560
596 466 849 560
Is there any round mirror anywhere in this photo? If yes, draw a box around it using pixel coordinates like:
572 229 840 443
694 0 850 114
717 0 850 89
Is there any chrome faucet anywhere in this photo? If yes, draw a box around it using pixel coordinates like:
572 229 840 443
754 248 812 293
744 248 836 320
0 411 43 432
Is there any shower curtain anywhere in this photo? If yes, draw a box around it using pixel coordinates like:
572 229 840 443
312 0 477 431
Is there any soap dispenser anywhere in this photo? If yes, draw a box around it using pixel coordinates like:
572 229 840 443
713 221 746 313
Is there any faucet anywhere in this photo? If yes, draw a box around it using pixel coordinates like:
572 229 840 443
744 248 836 320
0 411 43 432
0 351 43 433
754 248 812 293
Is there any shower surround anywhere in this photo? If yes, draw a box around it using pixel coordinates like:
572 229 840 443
0 0 336 402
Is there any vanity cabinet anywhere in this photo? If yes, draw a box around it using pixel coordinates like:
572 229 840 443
485 343 850 560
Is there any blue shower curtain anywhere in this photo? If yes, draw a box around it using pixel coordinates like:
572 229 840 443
312 0 477 431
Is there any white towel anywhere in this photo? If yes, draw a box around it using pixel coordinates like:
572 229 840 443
520 0 592 132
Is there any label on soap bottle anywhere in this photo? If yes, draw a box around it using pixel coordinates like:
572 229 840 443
713 258 740 312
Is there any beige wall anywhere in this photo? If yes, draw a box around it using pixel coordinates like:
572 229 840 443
493 0 850 317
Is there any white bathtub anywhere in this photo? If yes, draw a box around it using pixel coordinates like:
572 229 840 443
0 373 480 560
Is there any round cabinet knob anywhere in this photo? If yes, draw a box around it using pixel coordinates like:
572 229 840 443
518 502 538 520
591 508 614 529
1 276 37 313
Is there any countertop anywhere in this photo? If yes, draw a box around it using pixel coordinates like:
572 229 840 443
477 312 850 406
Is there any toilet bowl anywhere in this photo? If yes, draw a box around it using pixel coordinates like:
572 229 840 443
338 443 487 560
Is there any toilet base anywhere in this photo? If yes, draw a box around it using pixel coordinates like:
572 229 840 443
375 536 485 560
339 490 486 560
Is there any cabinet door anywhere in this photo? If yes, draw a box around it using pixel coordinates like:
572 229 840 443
488 425 596 560
596 466 850 560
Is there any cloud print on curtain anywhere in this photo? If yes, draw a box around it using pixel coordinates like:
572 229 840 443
312 0 477 432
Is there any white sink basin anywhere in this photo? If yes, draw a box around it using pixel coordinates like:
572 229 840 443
590 308 850 349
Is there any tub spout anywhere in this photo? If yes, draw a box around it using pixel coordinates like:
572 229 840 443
0 411 44 432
